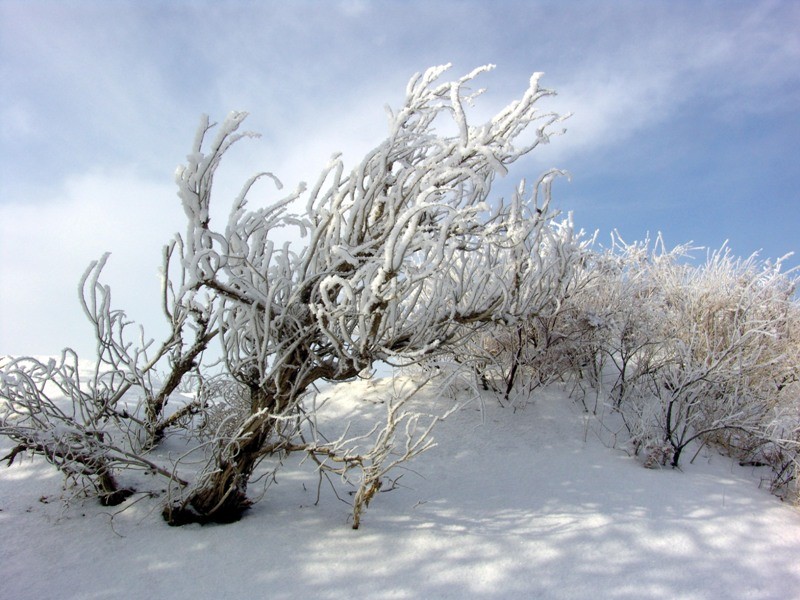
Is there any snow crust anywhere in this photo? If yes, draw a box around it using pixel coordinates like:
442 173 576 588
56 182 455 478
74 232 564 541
1 372 798 599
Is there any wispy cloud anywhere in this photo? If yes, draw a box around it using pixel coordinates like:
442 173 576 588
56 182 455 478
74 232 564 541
0 168 178 355
526 2 800 163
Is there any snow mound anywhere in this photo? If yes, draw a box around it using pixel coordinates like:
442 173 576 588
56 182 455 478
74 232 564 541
1 372 799 599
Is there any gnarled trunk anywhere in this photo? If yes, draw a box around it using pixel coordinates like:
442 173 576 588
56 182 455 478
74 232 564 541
164 383 285 525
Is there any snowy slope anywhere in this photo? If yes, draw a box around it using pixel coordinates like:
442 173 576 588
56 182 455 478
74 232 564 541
1 372 799 599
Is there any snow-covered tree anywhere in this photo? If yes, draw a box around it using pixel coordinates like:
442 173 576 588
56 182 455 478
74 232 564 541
1 65 570 525
164 64 568 524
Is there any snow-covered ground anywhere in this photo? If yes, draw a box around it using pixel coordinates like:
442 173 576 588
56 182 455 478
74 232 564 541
1 372 799 599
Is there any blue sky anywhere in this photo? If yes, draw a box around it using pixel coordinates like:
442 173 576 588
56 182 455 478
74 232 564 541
1 0 799 357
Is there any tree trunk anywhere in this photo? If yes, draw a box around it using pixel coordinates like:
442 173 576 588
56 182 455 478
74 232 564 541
163 384 281 525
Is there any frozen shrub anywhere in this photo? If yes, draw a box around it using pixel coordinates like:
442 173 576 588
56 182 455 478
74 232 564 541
463 212 594 404
1 65 571 525
568 236 800 479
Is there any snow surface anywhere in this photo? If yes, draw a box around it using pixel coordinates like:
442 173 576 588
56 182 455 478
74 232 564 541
1 372 799 599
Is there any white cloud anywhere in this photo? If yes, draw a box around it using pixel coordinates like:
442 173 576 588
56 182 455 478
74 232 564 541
0 169 180 356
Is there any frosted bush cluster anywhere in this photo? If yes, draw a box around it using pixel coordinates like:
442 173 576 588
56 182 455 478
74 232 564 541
474 233 799 499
